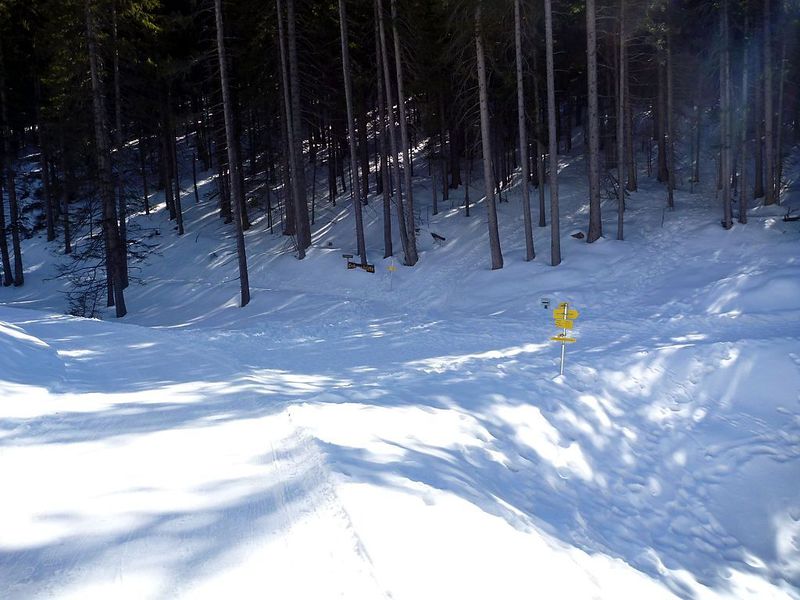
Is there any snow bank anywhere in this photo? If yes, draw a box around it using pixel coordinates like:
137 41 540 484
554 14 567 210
706 270 800 315
0 318 64 387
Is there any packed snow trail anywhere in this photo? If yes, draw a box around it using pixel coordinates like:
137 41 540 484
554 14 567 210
0 312 389 599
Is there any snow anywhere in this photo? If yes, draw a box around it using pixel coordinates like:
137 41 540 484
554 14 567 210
1 142 799 599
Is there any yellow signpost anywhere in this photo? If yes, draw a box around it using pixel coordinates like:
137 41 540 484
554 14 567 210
552 302 579 375
553 309 579 320
550 335 577 342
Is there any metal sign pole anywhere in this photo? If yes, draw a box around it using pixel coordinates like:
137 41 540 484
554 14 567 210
559 302 568 375
388 259 396 291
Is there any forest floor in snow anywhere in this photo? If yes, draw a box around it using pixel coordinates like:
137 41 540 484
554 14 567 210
1 145 800 599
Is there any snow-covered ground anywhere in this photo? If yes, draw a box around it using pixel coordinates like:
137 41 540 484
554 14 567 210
1 145 799 599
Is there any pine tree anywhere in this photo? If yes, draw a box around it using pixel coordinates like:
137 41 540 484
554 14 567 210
475 2 502 270
586 0 602 243
721 0 733 228
214 0 250 307
616 0 625 241
739 10 750 224
377 0 411 265
514 0 534 261
390 0 418 266
545 0 561 266
86 0 125 314
287 0 311 250
0 41 22 286
338 0 367 265
763 0 775 205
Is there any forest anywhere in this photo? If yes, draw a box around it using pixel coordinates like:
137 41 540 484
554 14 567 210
2 1 800 597
0 0 798 317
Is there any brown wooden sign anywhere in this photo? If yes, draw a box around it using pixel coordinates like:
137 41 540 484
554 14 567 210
347 261 375 273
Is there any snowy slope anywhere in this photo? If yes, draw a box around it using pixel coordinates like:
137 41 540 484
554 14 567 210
1 145 799 599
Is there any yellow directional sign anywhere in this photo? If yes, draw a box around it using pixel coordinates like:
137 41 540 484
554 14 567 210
553 309 580 320
552 302 580 375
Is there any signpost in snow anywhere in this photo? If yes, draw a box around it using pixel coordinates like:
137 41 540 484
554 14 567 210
343 253 375 273
551 302 579 376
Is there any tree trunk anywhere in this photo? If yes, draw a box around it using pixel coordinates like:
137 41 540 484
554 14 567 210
276 0 301 251
739 13 749 224
339 0 367 265
193 152 200 203
666 26 675 209
59 129 72 254
656 61 668 183
431 148 438 215
464 139 472 216
377 66 393 255
211 93 232 221
475 4 503 270
140 130 150 214
532 44 546 227
763 0 775 204
310 143 317 224
692 96 701 185
326 113 337 204
33 73 56 243
161 91 176 220
214 0 250 307
439 95 449 206
514 0 534 261
281 149 291 230
586 0 602 243
111 0 128 287
545 0 560 265
391 0 418 266
233 115 250 231
204 100 213 171
248 109 257 178
754 106 764 198
41 138 56 242
0 167 11 286
358 103 370 202
624 56 636 192
775 33 786 196
378 0 411 264
287 0 311 246
338 135 347 192
721 0 733 228
4 159 23 286
0 45 23 286
616 0 625 240
169 94 184 236
449 124 462 189
87 0 126 314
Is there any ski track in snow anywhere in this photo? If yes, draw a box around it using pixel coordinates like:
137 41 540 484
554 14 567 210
1 148 800 598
